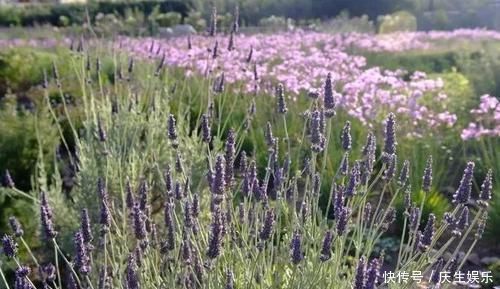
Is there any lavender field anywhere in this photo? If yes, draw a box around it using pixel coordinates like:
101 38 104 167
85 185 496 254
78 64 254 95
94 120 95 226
0 3 499 289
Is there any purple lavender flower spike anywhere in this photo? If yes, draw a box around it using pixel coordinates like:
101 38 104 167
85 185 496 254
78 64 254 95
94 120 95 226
163 201 175 252
3 169 15 188
276 83 288 114
133 205 147 241
214 72 225 93
212 155 226 198
310 109 325 153
225 270 234 289
99 199 111 233
453 161 475 204
452 206 469 237
422 156 433 193
336 206 351 236
444 212 455 225
364 258 380 289
420 213 435 251
225 129 236 188
9 216 23 237
164 165 173 193
66 271 78 289
403 185 411 212
259 208 275 242
207 209 223 259
475 214 487 239
341 121 352 151
363 202 372 224
126 254 140 289
353 257 366 289
300 200 309 223
361 132 376 184
239 151 248 175
181 233 192 265
414 230 423 252
40 194 57 240
246 46 253 63
383 154 397 181
382 113 396 163
290 230 304 265
409 206 421 232
168 114 179 148
265 122 276 148
201 114 211 143
97 177 108 203
447 258 458 276
192 193 200 218
340 152 349 176
184 200 193 229
323 73 336 118
334 185 345 220
319 231 333 262
81 208 93 243
138 179 148 210
430 258 444 285
252 178 263 201
175 181 183 200
155 53 165 76
126 177 135 210
15 266 32 289
382 207 396 231
227 31 235 51
74 230 91 275
42 263 56 283
312 173 321 197
478 169 493 207
2 235 18 258
345 161 360 197
127 57 134 74
398 160 410 187
97 117 106 142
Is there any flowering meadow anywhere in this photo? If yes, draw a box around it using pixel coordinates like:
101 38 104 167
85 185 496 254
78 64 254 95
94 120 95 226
0 15 499 289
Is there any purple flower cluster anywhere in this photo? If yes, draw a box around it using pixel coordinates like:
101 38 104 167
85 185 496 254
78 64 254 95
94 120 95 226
118 31 462 131
461 95 500 140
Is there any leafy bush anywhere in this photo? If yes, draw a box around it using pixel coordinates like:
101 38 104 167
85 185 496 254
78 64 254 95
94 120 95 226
362 46 500 102
258 15 293 32
0 48 53 95
378 11 417 33
0 1 190 27
184 11 207 31
318 11 375 34
155 12 182 27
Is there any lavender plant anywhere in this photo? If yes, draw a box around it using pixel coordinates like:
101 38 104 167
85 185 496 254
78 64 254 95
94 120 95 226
0 33 495 289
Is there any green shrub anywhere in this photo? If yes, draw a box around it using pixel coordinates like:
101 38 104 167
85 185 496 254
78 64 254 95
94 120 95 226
0 6 21 26
428 70 475 117
319 11 375 34
362 50 459 73
0 48 54 95
155 12 182 27
0 95 59 191
0 1 190 27
258 15 290 32
185 11 207 31
378 10 417 34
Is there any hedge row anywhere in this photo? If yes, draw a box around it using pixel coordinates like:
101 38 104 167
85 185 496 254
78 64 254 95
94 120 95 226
0 0 191 27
